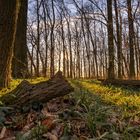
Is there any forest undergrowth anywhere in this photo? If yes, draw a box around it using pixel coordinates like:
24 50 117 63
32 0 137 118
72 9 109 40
0 78 140 139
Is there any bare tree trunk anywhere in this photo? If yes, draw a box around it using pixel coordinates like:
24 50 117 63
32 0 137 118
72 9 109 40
107 0 115 79
114 0 122 79
66 17 73 78
50 0 55 78
36 0 40 77
0 0 20 88
127 0 135 79
75 22 80 78
12 0 28 78
60 15 66 77
42 0 49 77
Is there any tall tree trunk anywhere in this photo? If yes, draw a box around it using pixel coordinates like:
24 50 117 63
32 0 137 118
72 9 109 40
0 0 20 88
107 0 115 79
60 16 66 77
114 0 122 79
127 0 135 79
36 0 40 77
12 0 28 78
42 0 48 77
50 0 55 78
66 18 73 78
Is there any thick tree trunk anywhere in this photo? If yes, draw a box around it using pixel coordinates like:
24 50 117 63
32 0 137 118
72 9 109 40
2 71 74 108
12 0 28 78
0 0 20 88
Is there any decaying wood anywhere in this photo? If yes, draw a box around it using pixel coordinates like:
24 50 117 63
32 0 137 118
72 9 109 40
2 71 74 108
100 79 140 87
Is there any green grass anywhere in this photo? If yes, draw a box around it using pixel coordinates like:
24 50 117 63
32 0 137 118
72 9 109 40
0 78 140 139
72 79 140 117
71 79 140 139
1 78 140 116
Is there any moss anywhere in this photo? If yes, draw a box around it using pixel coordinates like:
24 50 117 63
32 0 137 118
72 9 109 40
71 79 140 117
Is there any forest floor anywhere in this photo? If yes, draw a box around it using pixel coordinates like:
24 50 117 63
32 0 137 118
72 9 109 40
0 78 140 140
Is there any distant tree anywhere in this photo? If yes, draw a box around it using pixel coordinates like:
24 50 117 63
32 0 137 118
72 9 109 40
114 0 122 79
42 0 49 77
127 0 135 79
26 0 139 79
12 0 28 78
36 0 40 77
0 0 20 88
50 0 56 77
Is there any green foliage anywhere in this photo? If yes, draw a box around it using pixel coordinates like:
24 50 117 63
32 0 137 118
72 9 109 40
16 123 48 140
63 121 71 136
73 87 114 136
71 79 140 139
0 78 140 139
29 123 47 139
0 106 13 126
74 80 140 117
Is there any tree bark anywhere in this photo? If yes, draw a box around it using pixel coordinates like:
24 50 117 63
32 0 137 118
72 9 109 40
114 0 122 79
0 0 20 88
36 0 40 77
127 0 135 79
50 0 55 78
107 0 115 79
12 0 28 78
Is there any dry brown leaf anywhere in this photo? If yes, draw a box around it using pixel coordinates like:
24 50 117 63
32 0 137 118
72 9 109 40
80 135 88 140
27 111 37 124
22 122 35 132
42 116 56 129
3 137 15 140
0 127 6 139
43 132 58 140
51 124 64 137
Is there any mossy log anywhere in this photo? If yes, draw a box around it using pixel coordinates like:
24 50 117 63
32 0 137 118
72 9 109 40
2 71 74 108
100 79 140 87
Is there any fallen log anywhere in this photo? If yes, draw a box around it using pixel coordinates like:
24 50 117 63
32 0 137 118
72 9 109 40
2 71 74 108
101 79 140 87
